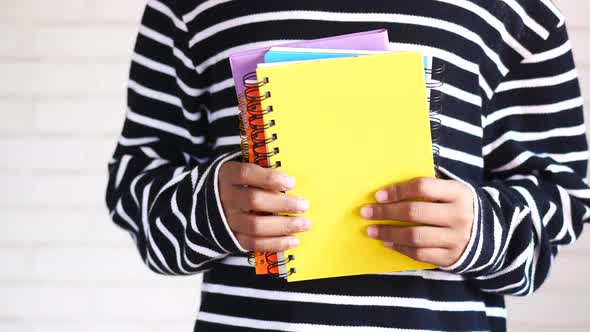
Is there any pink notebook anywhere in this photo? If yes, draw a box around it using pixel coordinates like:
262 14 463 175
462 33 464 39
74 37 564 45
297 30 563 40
229 29 390 96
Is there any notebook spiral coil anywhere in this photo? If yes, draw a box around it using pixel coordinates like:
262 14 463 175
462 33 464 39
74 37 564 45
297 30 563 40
240 72 295 278
426 64 445 169
238 93 250 163
242 73 282 167
265 253 296 278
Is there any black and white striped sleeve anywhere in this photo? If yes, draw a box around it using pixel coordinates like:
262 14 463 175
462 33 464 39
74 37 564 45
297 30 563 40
442 22 590 295
105 0 244 275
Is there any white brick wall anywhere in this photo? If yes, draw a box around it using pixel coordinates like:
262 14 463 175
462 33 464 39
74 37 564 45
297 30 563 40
0 1 588 331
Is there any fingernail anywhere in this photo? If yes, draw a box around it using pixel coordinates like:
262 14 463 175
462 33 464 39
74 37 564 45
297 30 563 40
383 242 394 248
361 206 373 219
289 237 300 248
282 175 296 190
366 226 378 238
375 190 388 203
299 218 312 231
297 198 310 212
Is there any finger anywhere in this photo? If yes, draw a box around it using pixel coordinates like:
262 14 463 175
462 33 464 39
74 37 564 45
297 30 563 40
237 187 309 214
222 162 295 191
387 244 451 266
366 225 454 248
374 177 467 203
235 233 300 252
231 214 312 237
361 201 454 226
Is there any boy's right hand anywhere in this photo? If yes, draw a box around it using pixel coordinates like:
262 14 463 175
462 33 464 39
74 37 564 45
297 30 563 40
219 161 311 252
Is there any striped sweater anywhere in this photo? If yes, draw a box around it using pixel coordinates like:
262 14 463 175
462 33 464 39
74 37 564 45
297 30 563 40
105 0 589 331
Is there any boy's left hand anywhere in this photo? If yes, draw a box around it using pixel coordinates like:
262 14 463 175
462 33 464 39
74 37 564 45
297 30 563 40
360 177 474 268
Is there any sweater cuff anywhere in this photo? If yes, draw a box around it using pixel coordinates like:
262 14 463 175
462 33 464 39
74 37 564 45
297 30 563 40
436 167 482 273
200 150 248 253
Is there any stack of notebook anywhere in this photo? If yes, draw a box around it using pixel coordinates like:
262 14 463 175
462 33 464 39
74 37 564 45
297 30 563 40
229 30 443 282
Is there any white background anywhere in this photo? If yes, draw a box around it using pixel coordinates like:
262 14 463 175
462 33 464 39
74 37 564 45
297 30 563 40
0 1 588 331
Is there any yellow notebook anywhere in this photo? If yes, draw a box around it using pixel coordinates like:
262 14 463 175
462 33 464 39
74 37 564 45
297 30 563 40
255 51 436 282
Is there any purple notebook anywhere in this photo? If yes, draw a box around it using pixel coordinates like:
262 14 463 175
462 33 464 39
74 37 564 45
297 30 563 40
229 29 390 96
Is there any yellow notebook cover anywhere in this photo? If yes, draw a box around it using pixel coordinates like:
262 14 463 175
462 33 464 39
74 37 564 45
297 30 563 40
256 51 436 282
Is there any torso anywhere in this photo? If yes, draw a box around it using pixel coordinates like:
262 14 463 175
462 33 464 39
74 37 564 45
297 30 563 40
178 1 561 331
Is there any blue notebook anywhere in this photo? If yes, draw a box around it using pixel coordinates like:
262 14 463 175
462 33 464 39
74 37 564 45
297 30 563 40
264 47 385 63
263 47 432 84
